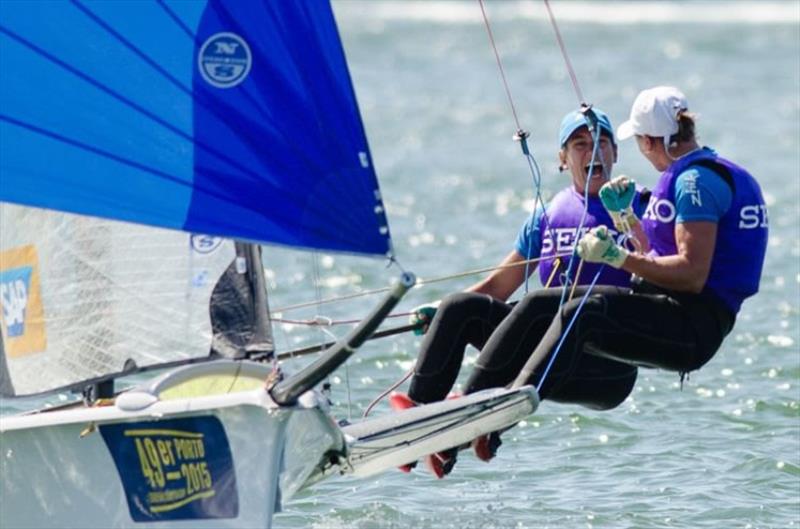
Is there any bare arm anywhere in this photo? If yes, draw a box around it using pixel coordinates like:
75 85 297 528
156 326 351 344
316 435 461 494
623 221 716 293
467 250 532 301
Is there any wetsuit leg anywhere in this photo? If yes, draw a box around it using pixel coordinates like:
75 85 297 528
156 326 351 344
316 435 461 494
463 288 564 393
408 292 512 404
546 354 637 410
464 286 638 410
512 286 730 397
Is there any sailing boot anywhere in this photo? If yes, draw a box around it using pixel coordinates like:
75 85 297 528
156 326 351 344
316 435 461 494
388 392 418 472
421 391 461 478
423 448 458 479
471 431 502 462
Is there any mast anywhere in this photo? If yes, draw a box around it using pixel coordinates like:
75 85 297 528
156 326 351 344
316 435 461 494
240 243 274 360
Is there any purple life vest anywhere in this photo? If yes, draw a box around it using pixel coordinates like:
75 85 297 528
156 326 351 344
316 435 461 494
538 188 636 288
641 148 768 313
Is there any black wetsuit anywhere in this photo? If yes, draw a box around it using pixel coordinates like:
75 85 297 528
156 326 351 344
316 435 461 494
408 281 733 410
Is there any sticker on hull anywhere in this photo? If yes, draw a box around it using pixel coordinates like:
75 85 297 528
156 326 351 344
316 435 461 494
100 416 239 522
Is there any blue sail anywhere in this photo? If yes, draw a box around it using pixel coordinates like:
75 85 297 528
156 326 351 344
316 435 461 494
0 0 391 257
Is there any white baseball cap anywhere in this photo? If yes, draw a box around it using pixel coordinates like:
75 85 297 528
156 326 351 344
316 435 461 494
616 86 689 140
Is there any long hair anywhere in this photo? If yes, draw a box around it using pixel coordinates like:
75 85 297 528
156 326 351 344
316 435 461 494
669 110 697 146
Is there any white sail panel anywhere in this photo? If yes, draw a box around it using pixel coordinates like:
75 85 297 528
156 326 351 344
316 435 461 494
0 204 234 395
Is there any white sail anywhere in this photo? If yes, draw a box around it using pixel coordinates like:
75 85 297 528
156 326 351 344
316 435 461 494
0 203 235 395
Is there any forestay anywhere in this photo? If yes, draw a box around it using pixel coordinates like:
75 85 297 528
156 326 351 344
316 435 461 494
0 0 392 396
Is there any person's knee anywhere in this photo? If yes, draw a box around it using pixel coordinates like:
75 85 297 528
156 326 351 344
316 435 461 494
437 292 490 319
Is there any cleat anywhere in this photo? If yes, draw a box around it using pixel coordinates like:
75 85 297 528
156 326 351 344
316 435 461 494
471 431 502 462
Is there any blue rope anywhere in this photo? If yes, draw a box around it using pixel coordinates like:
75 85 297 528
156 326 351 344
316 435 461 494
557 119 606 307
536 265 605 392
522 143 557 294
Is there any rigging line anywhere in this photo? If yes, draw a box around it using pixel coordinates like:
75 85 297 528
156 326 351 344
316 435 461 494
477 0 523 131
362 368 414 419
557 122 605 308
535 265 604 392
271 251 574 313
476 0 559 292
543 0 585 105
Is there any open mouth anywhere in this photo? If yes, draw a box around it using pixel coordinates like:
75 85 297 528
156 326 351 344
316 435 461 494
585 162 606 179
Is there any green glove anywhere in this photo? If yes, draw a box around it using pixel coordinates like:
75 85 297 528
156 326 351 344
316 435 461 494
577 225 628 268
599 176 639 233
410 301 441 336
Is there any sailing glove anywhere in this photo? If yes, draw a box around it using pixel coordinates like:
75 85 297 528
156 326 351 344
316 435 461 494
577 225 628 268
410 301 440 336
599 176 639 233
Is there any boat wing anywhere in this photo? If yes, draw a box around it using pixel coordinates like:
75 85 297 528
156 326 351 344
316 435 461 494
334 386 539 478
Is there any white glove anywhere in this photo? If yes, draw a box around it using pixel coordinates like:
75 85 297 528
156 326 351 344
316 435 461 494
577 225 628 268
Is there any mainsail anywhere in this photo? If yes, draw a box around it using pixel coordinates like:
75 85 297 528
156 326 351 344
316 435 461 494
0 1 392 396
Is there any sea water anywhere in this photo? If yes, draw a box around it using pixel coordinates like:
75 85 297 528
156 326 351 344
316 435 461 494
4 2 798 528
271 2 800 528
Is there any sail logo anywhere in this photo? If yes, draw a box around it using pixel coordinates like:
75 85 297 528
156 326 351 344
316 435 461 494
0 267 31 337
190 234 223 254
0 245 46 357
198 32 252 88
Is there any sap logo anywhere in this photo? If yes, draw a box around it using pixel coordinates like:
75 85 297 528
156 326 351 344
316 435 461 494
739 204 769 229
0 267 32 337
643 196 676 223
198 32 252 88
191 234 223 254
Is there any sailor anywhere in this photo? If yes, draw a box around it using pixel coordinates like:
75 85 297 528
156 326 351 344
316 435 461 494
507 86 767 444
394 107 647 478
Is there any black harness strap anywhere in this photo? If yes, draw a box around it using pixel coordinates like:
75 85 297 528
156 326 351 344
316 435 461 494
690 159 736 194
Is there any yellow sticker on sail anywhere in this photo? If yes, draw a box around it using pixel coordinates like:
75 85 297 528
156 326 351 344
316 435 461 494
0 244 47 357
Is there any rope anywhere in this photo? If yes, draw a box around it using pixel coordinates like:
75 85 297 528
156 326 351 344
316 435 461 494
535 266 604 392
477 0 523 131
362 368 414 418
272 251 573 313
476 0 558 295
543 0 585 105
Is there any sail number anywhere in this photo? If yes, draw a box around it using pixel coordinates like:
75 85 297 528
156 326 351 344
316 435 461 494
130 432 216 511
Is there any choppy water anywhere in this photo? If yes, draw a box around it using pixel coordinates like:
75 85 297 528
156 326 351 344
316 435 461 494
4 1 799 528
271 2 800 528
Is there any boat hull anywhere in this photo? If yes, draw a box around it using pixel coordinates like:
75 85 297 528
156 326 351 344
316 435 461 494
0 387 341 529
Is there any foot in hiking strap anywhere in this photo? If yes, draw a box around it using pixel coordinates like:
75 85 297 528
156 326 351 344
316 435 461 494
424 448 457 479
471 431 502 462
388 392 418 472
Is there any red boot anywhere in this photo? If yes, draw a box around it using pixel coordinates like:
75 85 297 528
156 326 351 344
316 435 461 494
389 392 418 472
471 431 502 462
423 449 457 479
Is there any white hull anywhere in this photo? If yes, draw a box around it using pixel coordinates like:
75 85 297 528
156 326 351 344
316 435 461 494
0 361 540 529
0 362 342 529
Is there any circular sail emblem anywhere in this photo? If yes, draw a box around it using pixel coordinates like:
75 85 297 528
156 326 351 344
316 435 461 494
198 32 252 88
190 234 223 254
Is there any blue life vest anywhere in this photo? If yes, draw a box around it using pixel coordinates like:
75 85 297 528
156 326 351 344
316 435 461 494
641 148 768 313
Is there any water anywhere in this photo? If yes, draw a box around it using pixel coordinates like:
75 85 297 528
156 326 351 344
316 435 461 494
5 1 800 528
271 2 800 528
